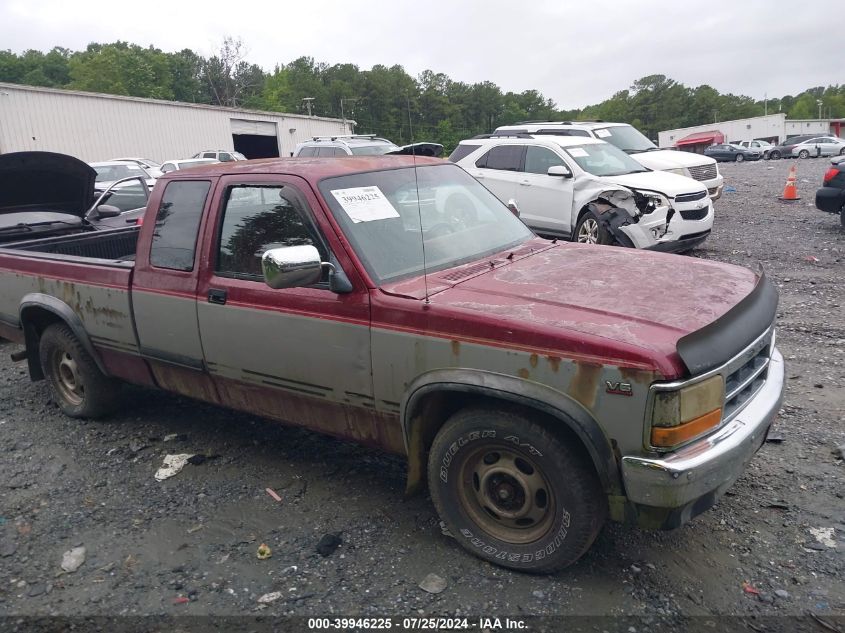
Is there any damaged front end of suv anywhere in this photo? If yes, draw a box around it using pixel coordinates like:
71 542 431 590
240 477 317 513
577 183 674 249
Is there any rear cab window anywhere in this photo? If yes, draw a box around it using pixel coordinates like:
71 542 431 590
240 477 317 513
149 181 211 271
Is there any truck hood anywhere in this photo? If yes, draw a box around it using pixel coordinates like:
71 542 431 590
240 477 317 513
631 149 717 170
608 170 708 198
0 151 96 218
383 242 768 376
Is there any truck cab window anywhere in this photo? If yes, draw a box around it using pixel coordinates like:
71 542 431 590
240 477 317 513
149 180 211 271
215 185 326 280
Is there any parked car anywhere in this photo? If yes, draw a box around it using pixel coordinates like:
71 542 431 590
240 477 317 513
110 157 164 178
0 152 149 243
451 134 714 252
815 157 845 226
0 155 783 573
704 143 762 162
494 121 724 200
90 161 156 190
789 136 845 159
191 150 247 162
293 135 444 158
160 158 220 173
767 135 819 160
735 140 775 158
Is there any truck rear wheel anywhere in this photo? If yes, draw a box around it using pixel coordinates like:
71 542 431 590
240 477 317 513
427 406 606 573
39 323 120 418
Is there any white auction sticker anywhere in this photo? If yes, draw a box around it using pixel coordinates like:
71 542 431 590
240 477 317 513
594 128 611 138
331 186 400 223
567 147 589 158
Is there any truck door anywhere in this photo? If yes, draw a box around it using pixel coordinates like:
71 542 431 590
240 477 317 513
131 178 221 402
194 175 381 445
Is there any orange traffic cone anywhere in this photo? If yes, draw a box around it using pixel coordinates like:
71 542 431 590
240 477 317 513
778 164 800 201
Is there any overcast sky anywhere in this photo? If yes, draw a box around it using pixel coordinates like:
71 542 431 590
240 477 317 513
1 0 839 109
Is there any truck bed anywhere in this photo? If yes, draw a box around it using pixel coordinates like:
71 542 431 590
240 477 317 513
0 227 139 355
4 226 139 261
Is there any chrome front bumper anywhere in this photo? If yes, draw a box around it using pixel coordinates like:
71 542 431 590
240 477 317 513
621 348 784 514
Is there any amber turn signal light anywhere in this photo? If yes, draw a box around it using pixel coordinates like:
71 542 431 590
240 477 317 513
651 408 722 447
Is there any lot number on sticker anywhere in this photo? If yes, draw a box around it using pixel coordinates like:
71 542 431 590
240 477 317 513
567 147 589 158
331 186 400 223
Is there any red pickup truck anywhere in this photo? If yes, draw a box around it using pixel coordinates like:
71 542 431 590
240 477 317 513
0 156 783 573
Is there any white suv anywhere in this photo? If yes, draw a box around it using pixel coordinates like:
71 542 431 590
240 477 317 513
192 150 248 162
495 121 724 200
293 135 400 157
450 134 714 252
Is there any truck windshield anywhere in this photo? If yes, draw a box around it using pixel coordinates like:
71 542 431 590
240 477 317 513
564 144 650 177
319 163 534 284
594 125 657 153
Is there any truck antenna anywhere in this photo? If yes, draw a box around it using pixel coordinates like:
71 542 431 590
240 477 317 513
407 94 430 305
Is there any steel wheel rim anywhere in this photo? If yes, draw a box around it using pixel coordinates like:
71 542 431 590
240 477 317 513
52 349 84 406
458 444 555 544
578 218 599 243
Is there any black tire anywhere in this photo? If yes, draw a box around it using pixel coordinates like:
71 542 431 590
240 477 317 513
798 149 810 159
573 209 613 245
428 406 606 573
735 153 745 162
39 323 120 418
770 150 781 160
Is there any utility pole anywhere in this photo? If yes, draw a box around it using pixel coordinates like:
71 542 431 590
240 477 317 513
302 97 315 117
764 92 767 117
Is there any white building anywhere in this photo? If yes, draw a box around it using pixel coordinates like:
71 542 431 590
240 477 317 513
0 82 353 162
658 114 845 150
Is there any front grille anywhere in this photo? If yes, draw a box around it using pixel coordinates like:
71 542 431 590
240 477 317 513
674 191 707 204
688 164 717 181
679 208 709 220
723 335 773 419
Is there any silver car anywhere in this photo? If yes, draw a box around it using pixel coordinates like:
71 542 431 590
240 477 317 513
790 136 845 159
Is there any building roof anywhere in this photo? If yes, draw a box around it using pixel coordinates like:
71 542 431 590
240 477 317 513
0 81 349 125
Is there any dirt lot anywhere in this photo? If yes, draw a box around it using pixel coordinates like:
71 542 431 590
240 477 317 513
1 158 843 629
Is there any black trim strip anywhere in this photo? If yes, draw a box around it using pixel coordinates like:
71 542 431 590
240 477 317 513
139 346 204 371
676 272 778 376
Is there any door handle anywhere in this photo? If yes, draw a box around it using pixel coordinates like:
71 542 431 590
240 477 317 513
208 288 227 305
474 173 484 179
519 180 531 186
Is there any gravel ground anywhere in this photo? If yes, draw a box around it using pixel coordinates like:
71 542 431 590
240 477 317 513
0 157 843 627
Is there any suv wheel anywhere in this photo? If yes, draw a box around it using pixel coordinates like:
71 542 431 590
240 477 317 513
574 210 612 245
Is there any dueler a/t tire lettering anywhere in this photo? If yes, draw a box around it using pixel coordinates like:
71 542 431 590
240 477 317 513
428 406 606 573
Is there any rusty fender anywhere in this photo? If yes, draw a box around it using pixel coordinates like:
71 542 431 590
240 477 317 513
399 368 622 497
18 292 108 379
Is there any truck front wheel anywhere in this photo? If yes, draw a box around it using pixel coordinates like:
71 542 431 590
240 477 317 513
39 324 120 418
427 406 606 573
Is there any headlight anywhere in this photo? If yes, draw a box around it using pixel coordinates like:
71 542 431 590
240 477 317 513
650 375 724 448
666 168 687 177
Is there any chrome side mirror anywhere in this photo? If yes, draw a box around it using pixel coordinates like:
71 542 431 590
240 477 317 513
506 199 521 218
262 245 333 289
547 165 572 178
